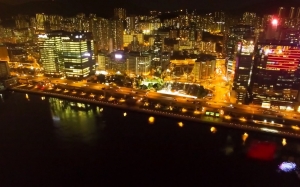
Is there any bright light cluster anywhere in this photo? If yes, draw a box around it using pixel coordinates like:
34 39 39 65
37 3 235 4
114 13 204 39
279 162 296 172
157 90 197 99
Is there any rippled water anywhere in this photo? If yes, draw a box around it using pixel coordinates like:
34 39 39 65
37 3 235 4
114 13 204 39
0 92 300 186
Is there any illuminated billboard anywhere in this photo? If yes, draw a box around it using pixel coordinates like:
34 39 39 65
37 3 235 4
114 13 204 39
259 45 300 71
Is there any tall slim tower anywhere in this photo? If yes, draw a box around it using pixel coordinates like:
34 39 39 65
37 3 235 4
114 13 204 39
289 7 295 19
278 7 286 18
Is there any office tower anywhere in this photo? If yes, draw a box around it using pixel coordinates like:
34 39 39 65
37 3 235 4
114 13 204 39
251 41 300 109
114 8 126 20
39 31 68 77
62 32 95 79
0 61 10 79
227 25 256 104
127 52 151 76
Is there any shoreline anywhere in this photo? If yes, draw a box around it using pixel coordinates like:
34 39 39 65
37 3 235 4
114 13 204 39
9 87 300 139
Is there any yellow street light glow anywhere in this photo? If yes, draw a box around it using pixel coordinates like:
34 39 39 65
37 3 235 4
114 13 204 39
224 115 231 120
210 127 217 133
282 138 287 146
219 109 224 115
178 122 184 127
148 116 155 124
123 112 127 117
292 125 300 130
239 117 247 122
182 108 187 113
242 133 248 143
108 96 115 101
194 110 201 115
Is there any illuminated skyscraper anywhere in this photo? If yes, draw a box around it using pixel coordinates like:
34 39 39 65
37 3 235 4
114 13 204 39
109 19 124 50
251 41 300 109
39 31 68 77
227 25 256 104
39 31 95 79
61 32 95 79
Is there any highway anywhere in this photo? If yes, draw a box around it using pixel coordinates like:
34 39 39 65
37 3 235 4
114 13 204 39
10 75 300 138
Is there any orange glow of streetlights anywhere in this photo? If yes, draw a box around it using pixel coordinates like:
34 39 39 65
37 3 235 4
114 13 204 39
148 116 155 124
210 127 217 133
178 122 184 127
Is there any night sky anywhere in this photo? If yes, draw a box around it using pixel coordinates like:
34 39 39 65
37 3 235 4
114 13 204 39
0 0 299 17
0 0 264 10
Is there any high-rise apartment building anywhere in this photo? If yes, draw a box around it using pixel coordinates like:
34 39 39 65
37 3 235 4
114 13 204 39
35 13 48 33
109 19 124 50
243 12 257 26
114 8 126 20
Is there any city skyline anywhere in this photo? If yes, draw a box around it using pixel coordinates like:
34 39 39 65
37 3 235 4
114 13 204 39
0 0 299 18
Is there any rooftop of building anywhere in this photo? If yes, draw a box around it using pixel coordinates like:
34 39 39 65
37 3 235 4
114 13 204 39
257 40 300 46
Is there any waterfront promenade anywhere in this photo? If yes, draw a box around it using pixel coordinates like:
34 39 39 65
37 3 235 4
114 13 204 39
9 82 300 139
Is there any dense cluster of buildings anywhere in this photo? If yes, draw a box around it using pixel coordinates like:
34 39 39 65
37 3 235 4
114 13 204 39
1 6 300 110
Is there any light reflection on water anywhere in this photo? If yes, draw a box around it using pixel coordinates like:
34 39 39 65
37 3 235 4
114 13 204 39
49 98 102 144
39 96 300 163
1 92 300 185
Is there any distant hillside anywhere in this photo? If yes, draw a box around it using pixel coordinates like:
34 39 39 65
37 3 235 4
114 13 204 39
0 0 149 18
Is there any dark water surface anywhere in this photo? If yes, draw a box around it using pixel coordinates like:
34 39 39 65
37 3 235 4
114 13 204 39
0 92 300 187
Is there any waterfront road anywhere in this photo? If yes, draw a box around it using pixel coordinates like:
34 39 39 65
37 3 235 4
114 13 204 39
9 78 300 139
